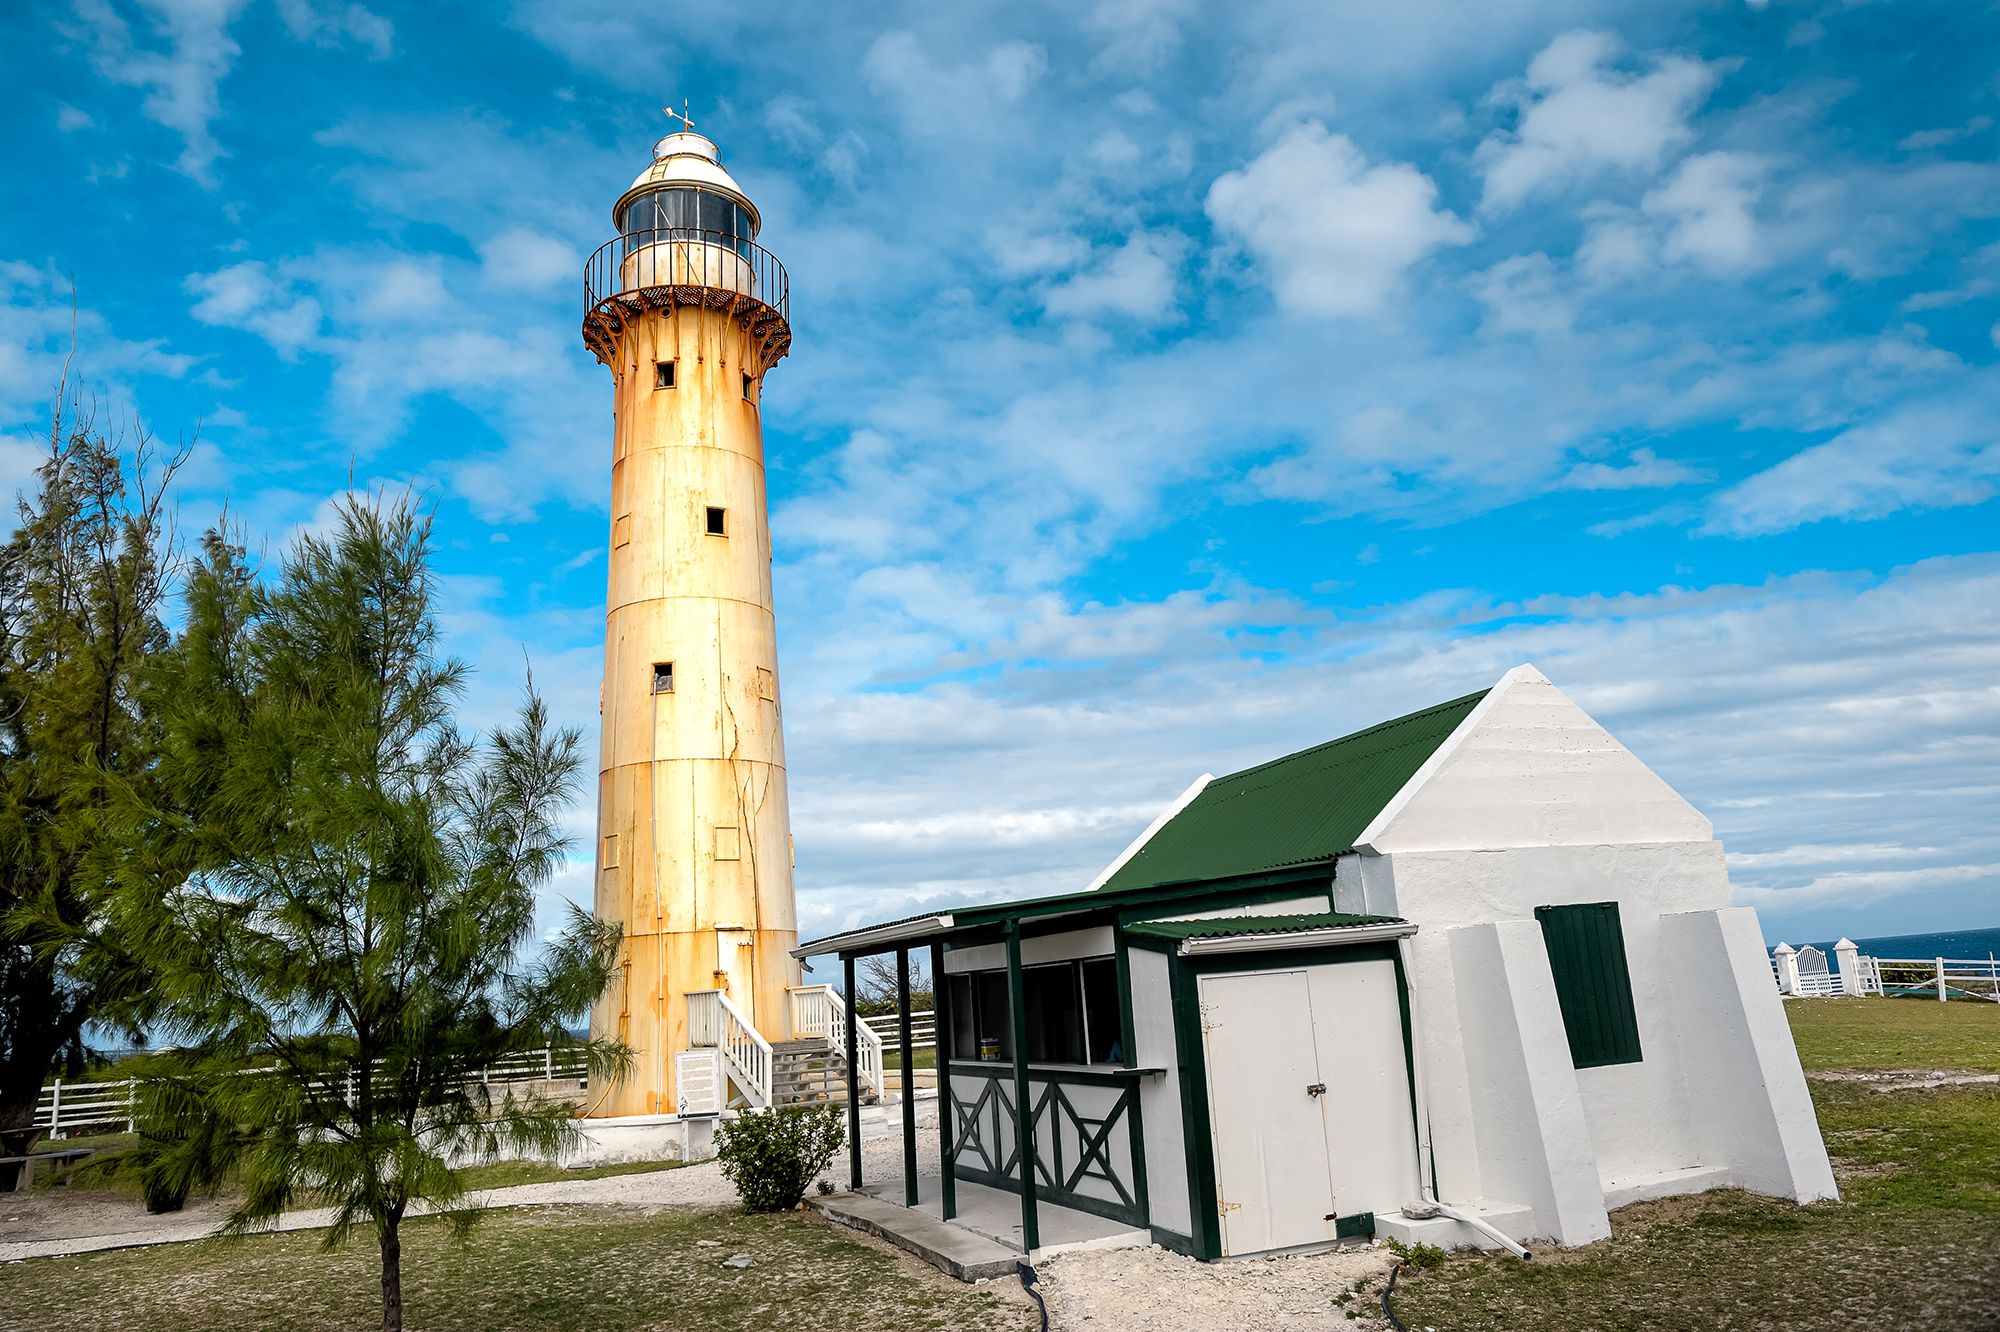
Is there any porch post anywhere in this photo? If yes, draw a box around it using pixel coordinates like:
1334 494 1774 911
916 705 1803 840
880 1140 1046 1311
898 945 919 1207
932 939 956 1221
1006 922 1040 1253
843 952 863 1190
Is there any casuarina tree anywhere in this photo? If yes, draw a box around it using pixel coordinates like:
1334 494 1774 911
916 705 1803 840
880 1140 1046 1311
0 389 181 1172
115 492 627 1332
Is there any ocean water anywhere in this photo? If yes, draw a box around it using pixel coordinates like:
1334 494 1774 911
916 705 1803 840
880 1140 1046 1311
1770 925 2000 962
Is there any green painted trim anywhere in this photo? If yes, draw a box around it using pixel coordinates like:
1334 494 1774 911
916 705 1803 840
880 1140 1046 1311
897 945 919 1208
952 1161 1147 1230
843 952 862 1191
1005 924 1040 1252
1169 954 1222 1262
1388 943 1436 1200
1335 1211 1376 1239
1150 1226 1197 1256
931 939 956 1222
1178 940 1402 975
948 1062 1158 1088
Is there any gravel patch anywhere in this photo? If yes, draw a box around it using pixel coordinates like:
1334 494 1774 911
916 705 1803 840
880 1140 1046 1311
1039 1242 1401 1331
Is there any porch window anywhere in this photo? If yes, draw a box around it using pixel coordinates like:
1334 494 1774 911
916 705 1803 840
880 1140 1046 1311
946 955 1122 1065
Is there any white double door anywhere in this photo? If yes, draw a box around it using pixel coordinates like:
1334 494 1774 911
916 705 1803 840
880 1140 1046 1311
1198 960 1421 1257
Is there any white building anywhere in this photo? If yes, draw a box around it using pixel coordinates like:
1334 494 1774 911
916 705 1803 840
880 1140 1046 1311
799 664 1837 1260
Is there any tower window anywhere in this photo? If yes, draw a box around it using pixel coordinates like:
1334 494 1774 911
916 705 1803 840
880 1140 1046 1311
714 826 741 862
705 506 727 536
601 834 619 868
655 360 676 389
612 514 632 547
742 372 754 401
756 667 775 701
652 662 674 694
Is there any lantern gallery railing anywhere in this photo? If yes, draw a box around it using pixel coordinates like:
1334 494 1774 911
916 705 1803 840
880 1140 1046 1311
582 227 790 328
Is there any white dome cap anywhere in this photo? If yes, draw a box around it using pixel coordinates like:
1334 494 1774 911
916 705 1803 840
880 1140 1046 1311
614 131 760 232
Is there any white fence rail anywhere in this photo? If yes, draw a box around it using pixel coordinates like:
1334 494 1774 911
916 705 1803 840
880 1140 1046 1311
36 1045 590 1140
1772 941 2000 1004
861 1009 937 1052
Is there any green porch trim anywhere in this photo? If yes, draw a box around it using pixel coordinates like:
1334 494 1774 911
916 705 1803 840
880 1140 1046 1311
1005 923 1040 1252
930 939 956 1222
1168 951 1222 1261
1150 1226 1197 1257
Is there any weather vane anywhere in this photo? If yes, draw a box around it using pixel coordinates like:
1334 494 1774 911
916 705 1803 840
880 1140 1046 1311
662 100 695 134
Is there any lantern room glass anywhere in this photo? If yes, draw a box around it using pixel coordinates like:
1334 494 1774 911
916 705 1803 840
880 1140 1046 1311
620 187 754 258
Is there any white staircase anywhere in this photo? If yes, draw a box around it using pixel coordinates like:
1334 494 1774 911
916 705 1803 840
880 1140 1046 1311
786 984 885 1101
684 984 886 1110
686 989 774 1108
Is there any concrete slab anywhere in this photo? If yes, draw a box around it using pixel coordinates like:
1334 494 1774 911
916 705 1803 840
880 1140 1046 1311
1375 1199 1537 1252
815 1193 1020 1282
1603 1163 1733 1211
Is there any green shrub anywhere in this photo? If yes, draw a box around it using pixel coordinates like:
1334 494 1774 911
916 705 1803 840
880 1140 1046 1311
1383 1236 1447 1270
713 1104 846 1213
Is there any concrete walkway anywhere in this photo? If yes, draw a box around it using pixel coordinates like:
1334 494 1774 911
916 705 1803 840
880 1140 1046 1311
3 1099 941 1265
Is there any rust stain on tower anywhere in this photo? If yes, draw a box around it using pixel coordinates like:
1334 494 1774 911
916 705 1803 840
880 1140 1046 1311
581 126 799 1117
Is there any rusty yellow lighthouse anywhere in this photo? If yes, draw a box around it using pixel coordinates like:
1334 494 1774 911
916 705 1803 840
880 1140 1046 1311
582 116 800 1117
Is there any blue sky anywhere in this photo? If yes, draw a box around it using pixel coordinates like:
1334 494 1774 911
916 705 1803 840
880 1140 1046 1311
5 0 1998 948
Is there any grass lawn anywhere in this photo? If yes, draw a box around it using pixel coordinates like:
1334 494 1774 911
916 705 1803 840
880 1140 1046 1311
0 1204 1032 1332
1390 997 2000 1331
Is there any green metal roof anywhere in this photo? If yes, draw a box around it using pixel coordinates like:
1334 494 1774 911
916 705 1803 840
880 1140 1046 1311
1123 911 1403 942
1096 689 1486 893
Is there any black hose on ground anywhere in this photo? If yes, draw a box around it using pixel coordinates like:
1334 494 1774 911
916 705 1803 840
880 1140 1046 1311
1381 1260 1410 1332
1017 1259 1049 1332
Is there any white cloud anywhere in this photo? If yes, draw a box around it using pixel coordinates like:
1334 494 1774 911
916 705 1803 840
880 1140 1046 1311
56 104 95 132
1897 117 1991 152
1704 376 2000 536
1477 30 1722 213
72 0 250 184
1470 253 1574 335
1041 231 1186 322
1085 0 1199 75
1206 120 1473 319
1643 151 1767 274
477 229 578 293
862 31 1048 139
271 0 393 57
1556 447 1710 491
185 261 324 354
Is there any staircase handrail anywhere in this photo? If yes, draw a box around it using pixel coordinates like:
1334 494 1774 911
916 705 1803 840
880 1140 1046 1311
685 989 773 1108
786 984 884 1096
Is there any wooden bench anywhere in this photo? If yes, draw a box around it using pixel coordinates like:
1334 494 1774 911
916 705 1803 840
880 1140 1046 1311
0 1146 94 1191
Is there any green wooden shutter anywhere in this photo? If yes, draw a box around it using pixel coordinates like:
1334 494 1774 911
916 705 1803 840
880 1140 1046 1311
1534 902 1643 1069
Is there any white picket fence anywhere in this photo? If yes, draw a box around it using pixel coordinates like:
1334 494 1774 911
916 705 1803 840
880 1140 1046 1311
36 1045 590 1140
1771 940 2000 1004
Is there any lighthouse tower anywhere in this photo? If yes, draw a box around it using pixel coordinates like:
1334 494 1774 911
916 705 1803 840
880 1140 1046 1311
581 122 799 1117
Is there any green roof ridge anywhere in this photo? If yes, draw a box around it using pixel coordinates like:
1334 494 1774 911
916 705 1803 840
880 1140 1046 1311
1095 686 1487 894
1124 911 1402 941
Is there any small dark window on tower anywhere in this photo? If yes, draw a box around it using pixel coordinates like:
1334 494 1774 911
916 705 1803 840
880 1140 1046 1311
705 506 727 536
742 372 754 401
655 360 676 390
652 662 674 694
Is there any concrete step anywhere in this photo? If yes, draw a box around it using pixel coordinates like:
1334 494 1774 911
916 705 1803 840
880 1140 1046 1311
814 1193 1020 1283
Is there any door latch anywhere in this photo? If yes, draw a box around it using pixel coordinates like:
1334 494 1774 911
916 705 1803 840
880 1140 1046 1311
1306 1082 1327 1097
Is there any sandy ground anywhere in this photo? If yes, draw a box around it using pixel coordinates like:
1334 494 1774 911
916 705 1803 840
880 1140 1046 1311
1039 1243 1401 1332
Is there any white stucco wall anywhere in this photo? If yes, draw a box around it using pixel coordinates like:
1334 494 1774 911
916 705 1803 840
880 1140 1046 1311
1445 921 1612 1245
945 926 1116 973
1129 946 1191 1238
1660 907 1839 1202
1345 665 1831 1240
1359 666 1712 856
